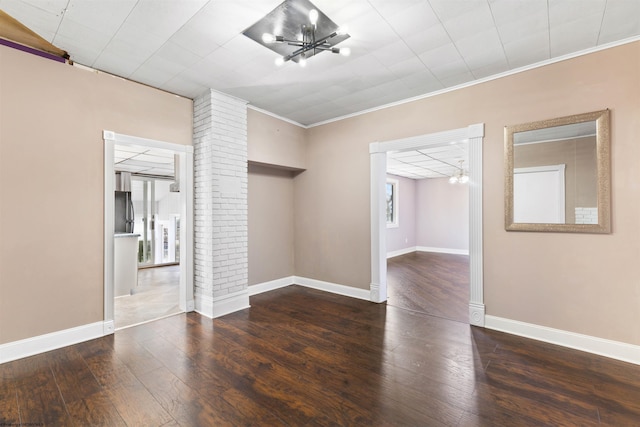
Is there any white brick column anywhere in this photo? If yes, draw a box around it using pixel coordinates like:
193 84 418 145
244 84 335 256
193 89 250 318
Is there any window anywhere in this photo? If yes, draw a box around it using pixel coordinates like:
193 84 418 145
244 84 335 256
386 178 399 228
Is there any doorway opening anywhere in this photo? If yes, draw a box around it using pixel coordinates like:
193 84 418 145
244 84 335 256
369 124 485 326
103 131 194 334
384 140 470 322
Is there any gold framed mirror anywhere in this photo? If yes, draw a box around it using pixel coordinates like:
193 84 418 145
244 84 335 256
504 109 611 233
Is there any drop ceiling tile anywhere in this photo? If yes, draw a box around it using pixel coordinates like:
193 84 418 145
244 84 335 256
428 56 469 80
134 153 175 164
144 167 174 176
429 0 483 22
367 0 424 18
314 0 376 24
383 1 441 39
438 70 476 87
160 74 208 99
455 28 506 68
120 0 207 41
388 56 428 77
345 8 399 47
0 0 64 41
550 17 603 57
598 0 640 44
169 13 223 57
492 1 548 42
418 43 463 69
397 72 444 94
200 0 282 46
371 39 417 67
548 0 606 27
93 26 166 75
114 164 147 173
440 2 496 41
53 34 107 65
402 23 452 55
503 33 550 68
63 0 136 35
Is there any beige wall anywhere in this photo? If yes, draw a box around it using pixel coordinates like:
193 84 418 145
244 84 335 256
247 108 307 170
248 164 295 284
294 42 640 345
0 45 192 344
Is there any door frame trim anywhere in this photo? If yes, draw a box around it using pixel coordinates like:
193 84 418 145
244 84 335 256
369 124 485 326
103 131 194 334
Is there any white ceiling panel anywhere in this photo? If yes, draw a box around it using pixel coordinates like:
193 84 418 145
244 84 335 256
388 140 469 180
1 0 638 126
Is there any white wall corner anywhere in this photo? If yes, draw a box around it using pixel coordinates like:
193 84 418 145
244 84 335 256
485 315 640 366
186 299 195 312
195 290 250 319
469 303 485 326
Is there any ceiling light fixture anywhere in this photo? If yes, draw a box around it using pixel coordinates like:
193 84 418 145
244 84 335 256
243 0 351 67
261 8 350 66
449 160 469 184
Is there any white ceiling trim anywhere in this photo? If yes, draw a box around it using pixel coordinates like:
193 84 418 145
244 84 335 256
308 35 640 129
247 104 306 128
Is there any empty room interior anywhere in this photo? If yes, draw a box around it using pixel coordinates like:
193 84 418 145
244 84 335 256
1 0 640 425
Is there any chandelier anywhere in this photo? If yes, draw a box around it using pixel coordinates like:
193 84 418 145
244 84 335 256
243 0 350 67
449 160 469 184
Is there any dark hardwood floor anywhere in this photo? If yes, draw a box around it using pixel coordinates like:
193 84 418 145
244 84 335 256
2 285 640 426
388 251 469 323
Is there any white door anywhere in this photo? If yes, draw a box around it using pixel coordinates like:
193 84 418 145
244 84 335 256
514 165 565 223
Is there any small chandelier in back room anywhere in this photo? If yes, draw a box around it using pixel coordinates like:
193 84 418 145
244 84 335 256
449 160 469 184
243 0 351 67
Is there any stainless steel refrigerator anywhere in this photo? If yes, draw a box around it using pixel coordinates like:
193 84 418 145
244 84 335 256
115 172 135 233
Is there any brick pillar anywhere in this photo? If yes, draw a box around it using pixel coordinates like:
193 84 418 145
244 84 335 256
193 89 249 318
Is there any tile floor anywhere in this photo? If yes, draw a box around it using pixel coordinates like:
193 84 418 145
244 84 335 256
114 265 182 329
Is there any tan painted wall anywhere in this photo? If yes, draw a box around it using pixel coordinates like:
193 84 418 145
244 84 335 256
247 108 307 170
0 45 192 344
295 42 640 345
248 164 295 285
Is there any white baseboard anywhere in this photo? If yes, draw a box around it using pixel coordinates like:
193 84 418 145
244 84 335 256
249 276 371 302
248 276 295 296
294 276 371 301
387 247 417 259
417 246 469 256
0 321 108 364
485 315 640 366
195 289 250 319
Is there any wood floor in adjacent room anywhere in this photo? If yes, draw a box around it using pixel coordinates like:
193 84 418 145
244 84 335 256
2 286 640 426
114 265 182 329
387 251 469 323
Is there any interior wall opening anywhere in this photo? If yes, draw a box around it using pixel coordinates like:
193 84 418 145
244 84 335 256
104 131 194 334
370 124 485 326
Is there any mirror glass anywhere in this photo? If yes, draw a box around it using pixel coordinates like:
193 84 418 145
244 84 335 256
504 110 610 233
